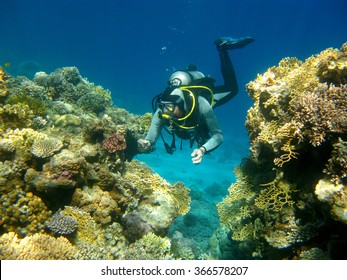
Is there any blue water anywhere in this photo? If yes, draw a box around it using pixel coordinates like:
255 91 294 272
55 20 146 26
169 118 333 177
1 0 346 197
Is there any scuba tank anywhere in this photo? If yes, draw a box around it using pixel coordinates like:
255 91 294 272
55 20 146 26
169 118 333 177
169 70 205 86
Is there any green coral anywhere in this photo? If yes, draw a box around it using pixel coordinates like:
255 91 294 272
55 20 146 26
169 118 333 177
54 114 82 127
6 92 47 116
77 92 111 114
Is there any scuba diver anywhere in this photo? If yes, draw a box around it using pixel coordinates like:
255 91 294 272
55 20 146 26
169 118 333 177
137 36 254 164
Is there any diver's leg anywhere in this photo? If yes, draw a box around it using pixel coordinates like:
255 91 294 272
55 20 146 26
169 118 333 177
213 48 238 106
213 37 254 107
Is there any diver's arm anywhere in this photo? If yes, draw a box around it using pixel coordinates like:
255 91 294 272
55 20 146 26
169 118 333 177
138 109 164 153
199 97 224 152
145 109 164 144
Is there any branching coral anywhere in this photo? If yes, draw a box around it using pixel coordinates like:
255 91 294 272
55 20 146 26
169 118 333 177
46 209 78 235
217 166 256 231
254 178 295 212
0 103 34 129
0 67 10 101
290 84 347 147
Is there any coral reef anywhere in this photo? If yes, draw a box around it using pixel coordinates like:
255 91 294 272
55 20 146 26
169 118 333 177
216 42 347 259
0 66 190 260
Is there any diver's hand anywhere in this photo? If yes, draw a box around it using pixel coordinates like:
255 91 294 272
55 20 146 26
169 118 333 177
137 139 152 153
191 147 206 164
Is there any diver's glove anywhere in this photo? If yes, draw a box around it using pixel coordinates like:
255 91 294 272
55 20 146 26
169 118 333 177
191 147 206 164
137 139 154 153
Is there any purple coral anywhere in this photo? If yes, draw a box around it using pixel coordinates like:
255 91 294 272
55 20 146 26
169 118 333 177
46 210 78 235
102 133 127 153
122 211 153 242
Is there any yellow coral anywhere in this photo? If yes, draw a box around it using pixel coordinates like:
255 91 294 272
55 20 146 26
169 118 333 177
217 167 255 230
121 160 191 214
255 178 295 212
0 185 52 236
169 182 191 215
1 103 34 128
0 67 9 98
0 232 78 260
231 222 255 241
120 232 173 260
245 44 347 166
61 206 106 247
71 185 120 225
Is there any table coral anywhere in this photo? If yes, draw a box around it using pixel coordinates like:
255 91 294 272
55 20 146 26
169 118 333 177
31 137 63 158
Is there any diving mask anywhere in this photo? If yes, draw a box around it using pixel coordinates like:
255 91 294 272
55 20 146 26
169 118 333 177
158 101 175 114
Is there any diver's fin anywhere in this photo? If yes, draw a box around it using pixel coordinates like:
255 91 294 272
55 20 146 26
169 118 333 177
215 36 254 51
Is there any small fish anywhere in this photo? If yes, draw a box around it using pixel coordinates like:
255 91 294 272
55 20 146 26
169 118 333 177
3 62 11 67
